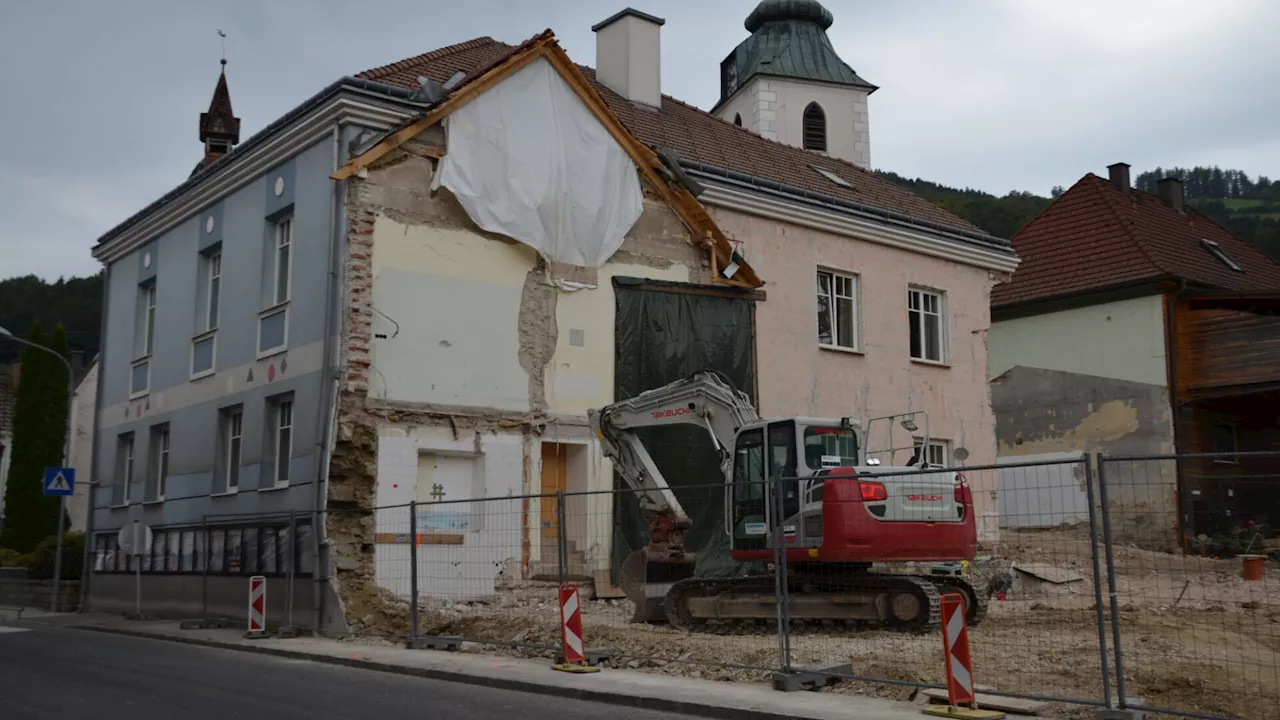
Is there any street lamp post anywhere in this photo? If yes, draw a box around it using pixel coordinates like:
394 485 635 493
0 326 75 612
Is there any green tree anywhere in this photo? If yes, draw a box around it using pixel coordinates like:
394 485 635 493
0 321 71 552
0 272 102 365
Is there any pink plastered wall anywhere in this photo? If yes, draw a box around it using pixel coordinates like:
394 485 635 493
714 207 1003 539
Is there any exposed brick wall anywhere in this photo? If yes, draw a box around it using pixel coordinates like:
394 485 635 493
343 183 377 397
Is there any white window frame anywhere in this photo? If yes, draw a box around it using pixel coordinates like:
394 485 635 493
256 306 289 358
817 267 861 352
120 434 135 505
206 251 222 331
190 332 217 380
223 408 244 494
912 437 952 469
143 283 157 356
272 399 293 489
129 358 150 399
153 425 171 502
273 216 293 306
908 286 947 364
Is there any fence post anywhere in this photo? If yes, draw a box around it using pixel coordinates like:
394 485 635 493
1082 454 1112 706
201 515 210 619
1096 455 1127 709
555 492 568 587
772 476 792 676
312 510 323 636
409 501 419 641
51 494 65 612
281 510 298 638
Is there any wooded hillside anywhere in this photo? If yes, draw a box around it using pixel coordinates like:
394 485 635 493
0 274 102 365
878 165 1280 261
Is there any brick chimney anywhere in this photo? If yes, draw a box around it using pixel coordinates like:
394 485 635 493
593 8 665 108
1107 162 1130 193
1158 177 1185 213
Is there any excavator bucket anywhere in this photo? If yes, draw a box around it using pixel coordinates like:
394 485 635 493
618 548 696 624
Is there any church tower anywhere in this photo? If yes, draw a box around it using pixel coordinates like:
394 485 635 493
712 0 877 168
192 59 241 177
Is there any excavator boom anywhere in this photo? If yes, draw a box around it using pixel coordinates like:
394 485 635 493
588 370 760 622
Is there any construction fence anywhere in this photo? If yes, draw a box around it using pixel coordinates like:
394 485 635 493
220 454 1280 719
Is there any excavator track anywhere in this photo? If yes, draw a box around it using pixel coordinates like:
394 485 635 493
926 575 989 628
663 572 943 635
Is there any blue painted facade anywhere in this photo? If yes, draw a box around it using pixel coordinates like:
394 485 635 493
92 137 334 531
86 78 420 578
79 69 422 629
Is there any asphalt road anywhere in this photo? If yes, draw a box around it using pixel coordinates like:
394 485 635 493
0 622 700 720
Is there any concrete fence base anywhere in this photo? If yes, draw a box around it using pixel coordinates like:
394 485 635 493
0 578 81 611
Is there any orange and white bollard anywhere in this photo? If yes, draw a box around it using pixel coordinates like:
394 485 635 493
551 583 599 673
923 593 1003 719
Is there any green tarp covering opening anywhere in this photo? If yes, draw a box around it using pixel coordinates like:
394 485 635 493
611 277 760 579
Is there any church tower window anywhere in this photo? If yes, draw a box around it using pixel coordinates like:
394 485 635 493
803 102 827 152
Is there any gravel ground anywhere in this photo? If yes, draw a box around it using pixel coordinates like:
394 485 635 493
385 528 1280 720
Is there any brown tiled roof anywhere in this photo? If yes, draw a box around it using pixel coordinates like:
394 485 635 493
992 174 1280 308
355 36 985 237
357 36 517 89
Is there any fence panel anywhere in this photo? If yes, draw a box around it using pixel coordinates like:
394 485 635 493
780 458 1111 710
357 494 559 652
1100 453 1280 720
564 480 786 679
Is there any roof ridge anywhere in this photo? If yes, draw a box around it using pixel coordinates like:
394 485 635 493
575 66 978 232
356 36 506 82
1089 174 1170 278
1008 177 1081 243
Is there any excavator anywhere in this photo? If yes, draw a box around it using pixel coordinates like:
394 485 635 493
588 370 987 634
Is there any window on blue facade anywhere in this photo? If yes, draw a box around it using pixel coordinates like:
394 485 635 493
258 308 287 355
130 359 149 397
192 336 215 377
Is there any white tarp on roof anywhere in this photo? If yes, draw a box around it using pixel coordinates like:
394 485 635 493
431 57 643 269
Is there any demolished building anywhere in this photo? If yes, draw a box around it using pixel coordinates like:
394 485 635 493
85 3 1017 632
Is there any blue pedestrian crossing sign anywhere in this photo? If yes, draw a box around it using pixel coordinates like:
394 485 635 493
43 467 75 496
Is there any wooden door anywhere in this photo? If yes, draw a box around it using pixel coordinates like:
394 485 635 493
540 444 567 538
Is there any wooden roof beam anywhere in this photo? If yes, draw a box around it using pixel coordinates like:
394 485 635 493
331 33 557 181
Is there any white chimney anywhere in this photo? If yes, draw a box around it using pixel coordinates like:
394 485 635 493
592 8 665 108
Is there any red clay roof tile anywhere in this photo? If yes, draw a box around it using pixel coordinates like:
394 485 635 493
993 174 1280 308
355 36 984 237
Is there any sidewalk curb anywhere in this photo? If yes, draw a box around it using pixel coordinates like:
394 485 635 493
71 624 791 720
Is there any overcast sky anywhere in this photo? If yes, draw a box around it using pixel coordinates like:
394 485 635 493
3 0 1277 281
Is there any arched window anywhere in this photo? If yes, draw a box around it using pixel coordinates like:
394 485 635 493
734 113 743 126
802 102 827 152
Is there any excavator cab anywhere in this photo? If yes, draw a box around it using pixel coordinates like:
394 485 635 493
728 419 860 555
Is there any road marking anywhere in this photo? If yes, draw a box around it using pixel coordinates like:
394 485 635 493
0 627 32 634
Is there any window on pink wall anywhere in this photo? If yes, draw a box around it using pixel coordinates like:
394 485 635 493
908 286 946 363
817 269 858 350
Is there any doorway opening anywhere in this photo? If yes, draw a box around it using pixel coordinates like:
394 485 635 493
538 442 589 578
